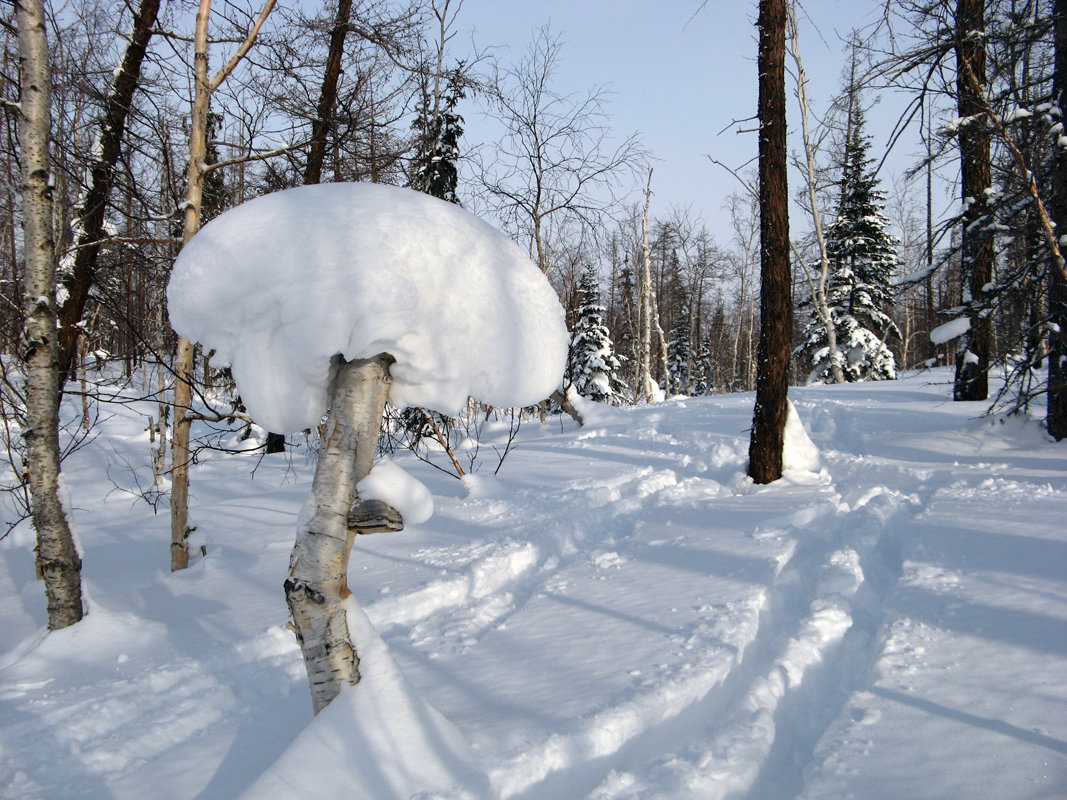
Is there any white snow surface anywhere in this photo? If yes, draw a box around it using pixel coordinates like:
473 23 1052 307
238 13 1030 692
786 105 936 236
2 369 1066 799
167 183 568 432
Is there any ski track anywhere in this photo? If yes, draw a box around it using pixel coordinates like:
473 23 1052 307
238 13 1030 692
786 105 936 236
348 402 940 799
361 394 1041 800
3 379 1061 799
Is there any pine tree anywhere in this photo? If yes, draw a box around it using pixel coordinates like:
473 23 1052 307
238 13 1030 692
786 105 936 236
567 268 625 404
800 105 902 383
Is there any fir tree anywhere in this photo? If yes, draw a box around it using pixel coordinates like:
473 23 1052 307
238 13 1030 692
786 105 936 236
800 105 902 383
567 268 625 404
409 66 465 204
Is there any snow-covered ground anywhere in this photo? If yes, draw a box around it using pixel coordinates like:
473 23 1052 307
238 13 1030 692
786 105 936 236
1 369 1064 799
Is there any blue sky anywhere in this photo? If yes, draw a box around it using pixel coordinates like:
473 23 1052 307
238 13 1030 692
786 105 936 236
453 0 954 247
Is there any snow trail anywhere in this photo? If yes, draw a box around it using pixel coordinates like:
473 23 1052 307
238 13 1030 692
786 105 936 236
2 371 1064 799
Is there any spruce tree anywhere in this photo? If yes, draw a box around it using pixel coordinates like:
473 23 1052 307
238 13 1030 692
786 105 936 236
800 105 902 382
691 335 712 396
567 268 625 404
666 309 692 395
410 66 465 204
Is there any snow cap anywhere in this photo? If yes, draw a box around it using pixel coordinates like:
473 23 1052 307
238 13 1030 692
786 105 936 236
168 183 568 432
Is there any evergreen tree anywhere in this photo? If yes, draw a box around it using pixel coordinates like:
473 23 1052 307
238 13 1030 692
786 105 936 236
615 261 637 390
691 335 712 396
800 105 902 383
567 268 625 404
201 111 232 224
666 308 692 394
409 66 465 204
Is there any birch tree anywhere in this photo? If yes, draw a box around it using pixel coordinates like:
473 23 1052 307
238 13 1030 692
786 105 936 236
168 181 567 714
787 5 845 385
15 0 83 628
636 170 658 401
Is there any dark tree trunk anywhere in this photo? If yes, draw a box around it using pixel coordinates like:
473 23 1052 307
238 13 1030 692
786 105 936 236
748 0 791 484
304 0 353 186
265 431 285 453
1049 0 1067 439
953 0 993 401
55 0 161 382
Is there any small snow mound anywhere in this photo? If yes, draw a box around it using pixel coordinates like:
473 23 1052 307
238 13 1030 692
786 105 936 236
461 473 509 500
567 388 627 428
357 459 434 525
783 401 821 473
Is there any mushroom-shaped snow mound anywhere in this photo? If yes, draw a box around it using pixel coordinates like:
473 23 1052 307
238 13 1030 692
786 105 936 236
168 183 568 432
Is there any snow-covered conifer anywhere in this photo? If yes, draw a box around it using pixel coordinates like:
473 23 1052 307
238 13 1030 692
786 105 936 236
409 67 465 205
567 267 625 404
666 310 692 395
691 335 712 395
799 106 902 383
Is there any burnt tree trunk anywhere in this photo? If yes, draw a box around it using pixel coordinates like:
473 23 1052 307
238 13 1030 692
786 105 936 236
748 0 791 484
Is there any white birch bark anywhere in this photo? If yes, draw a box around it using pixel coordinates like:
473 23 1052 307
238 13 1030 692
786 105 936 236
286 354 394 714
16 0 84 629
787 5 845 385
637 169 657 402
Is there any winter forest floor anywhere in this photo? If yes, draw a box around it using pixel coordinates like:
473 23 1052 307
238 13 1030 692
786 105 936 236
1 368 1065 799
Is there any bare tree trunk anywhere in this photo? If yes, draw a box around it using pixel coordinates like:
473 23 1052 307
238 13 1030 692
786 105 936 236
787 5 844 384
748 0 791 484
651 287 670 395
637 169 657 401
924 101 938 363
953 0 993 401
171 0 276 570
16 0 83 629
1049 0 1067 439
732 261 748 388
304 0 353 185
286 354 393 714
55 0 161 382
170 0 212 572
